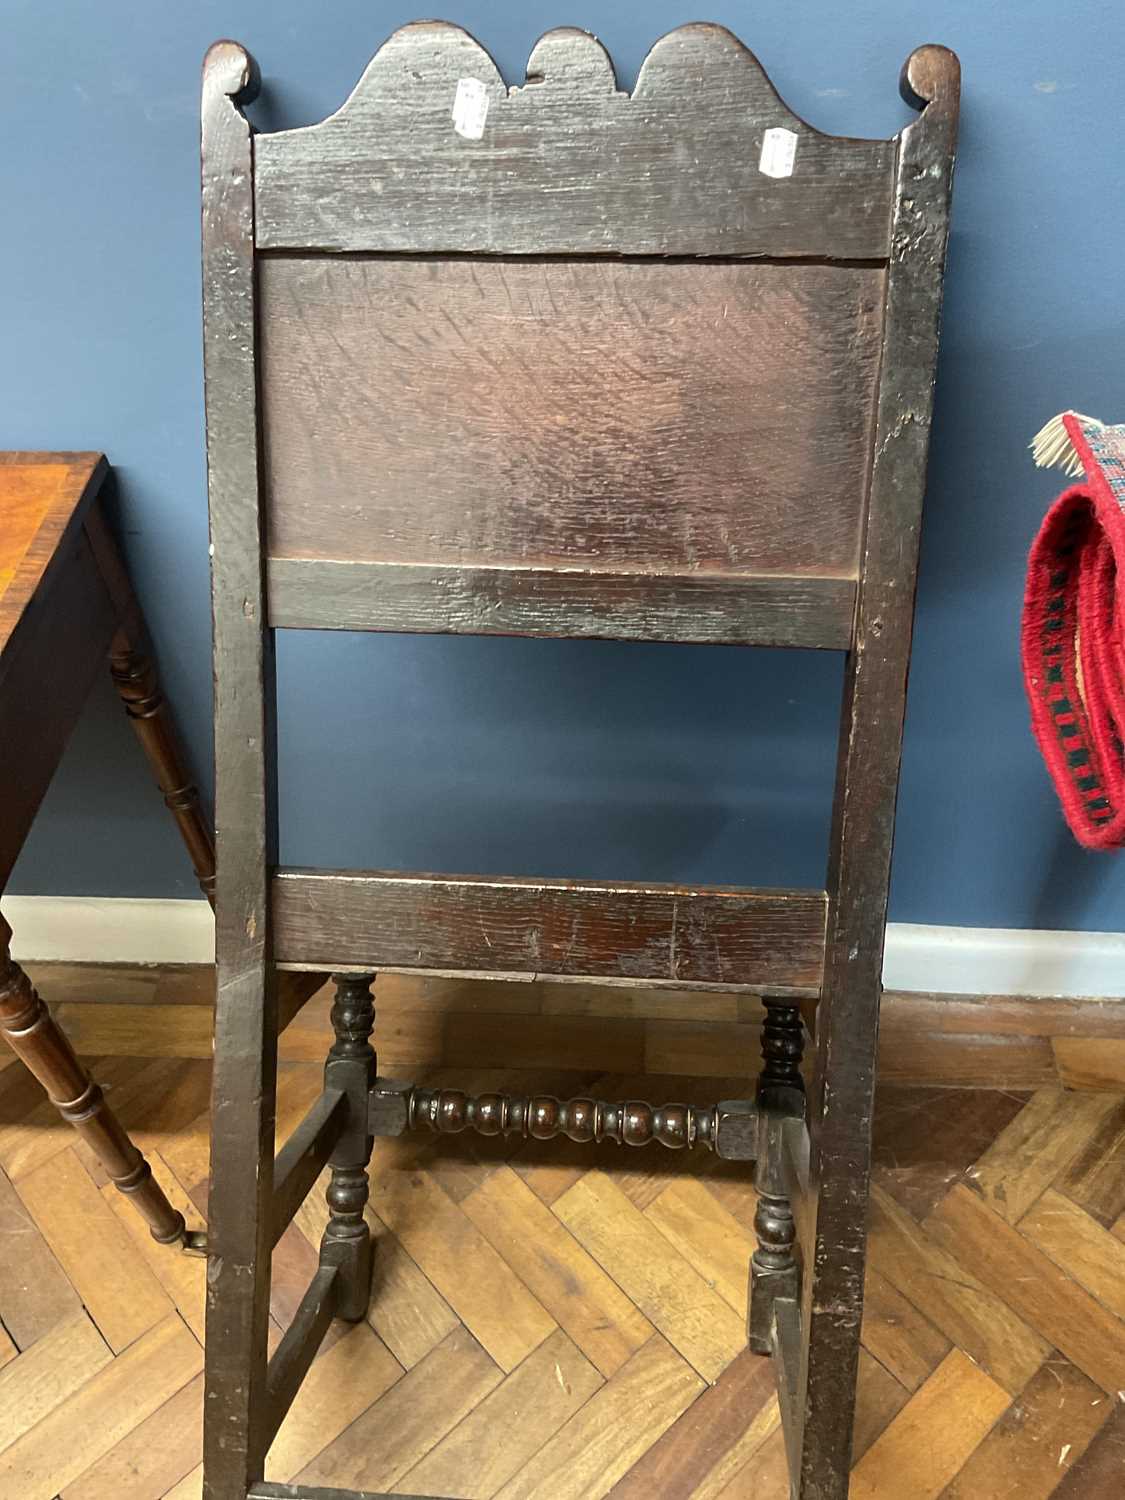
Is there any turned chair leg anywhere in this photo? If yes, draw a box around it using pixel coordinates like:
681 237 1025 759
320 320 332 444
108 628 216 904
0 915 190 1247
320 972 378 1320
750 994 806 1354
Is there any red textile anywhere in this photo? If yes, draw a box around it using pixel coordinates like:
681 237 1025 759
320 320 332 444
1022 414 1125 848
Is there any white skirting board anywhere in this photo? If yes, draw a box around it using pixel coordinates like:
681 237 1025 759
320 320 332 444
2 895 1123 999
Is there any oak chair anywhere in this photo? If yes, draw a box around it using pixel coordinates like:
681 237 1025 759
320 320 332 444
200 23 958 1500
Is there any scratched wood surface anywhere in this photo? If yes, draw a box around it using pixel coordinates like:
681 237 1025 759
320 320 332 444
265 559 859 650
253 23 896 258
1 963 1123 1499
260 258 882 583
270 870 828 992
201 36 283 1500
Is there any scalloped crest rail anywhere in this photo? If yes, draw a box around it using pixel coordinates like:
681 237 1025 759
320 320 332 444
253 23 898 258
199 21 960 1500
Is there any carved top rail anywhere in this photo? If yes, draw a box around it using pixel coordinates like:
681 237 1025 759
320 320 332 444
221 23 940 259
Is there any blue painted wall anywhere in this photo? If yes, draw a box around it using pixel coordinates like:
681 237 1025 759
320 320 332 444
5 1 1123 930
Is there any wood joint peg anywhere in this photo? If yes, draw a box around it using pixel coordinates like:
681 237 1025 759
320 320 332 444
368 1078 413 1137
713 1100 760 1161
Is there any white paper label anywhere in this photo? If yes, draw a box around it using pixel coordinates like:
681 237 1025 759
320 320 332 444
758 127 798 179
452 77 489 140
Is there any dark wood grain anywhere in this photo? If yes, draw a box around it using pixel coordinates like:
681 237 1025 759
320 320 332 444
1055 1099 1125 1227
758 997 807 1111
319 974 378 1321
871 1084 1031 1220
750 995 807 1363
751 1114 801 1357
271 870 828 992
383 1081 758 1158
271 1088 347 1247
608 1345 779 1498
791 46 960 1500
261 257 882 582
254 24 895 259
264 1265 339 1452
266 559 857 649
200 38 278 1500
202 21 959 1500
773 1295 804 1483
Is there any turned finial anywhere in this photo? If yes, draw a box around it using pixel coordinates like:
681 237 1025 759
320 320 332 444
900 44 960 113
202 40 260 107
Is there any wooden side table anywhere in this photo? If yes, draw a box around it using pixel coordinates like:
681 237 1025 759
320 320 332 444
0 452 217 1249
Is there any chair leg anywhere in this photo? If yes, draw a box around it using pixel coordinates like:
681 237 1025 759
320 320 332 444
320 972 377 1321
204 966 279 1497
750 995 805 1354
0 915 189 1246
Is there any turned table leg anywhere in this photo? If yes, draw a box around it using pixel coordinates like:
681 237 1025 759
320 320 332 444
108 627 326 1040
108 627 216 904
0 914 191 1248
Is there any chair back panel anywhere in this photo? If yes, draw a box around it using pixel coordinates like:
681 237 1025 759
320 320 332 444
259 257 884 583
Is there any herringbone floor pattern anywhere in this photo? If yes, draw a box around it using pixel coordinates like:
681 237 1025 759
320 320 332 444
0 966 1123 1498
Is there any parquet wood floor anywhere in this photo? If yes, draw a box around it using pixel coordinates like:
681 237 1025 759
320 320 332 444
1 966 1123 1498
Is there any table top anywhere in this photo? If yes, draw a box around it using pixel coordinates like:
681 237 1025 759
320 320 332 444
0 452 106 657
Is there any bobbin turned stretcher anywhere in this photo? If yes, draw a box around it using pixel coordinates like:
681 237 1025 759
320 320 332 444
199 23 958 1499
